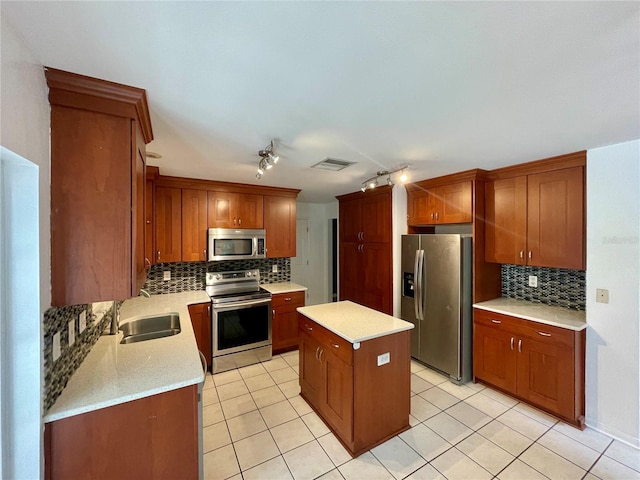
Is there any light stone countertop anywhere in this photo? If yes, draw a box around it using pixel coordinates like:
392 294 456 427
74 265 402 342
297 301 414 344
44 291 210 423
473 297 587 331
261 282 307 295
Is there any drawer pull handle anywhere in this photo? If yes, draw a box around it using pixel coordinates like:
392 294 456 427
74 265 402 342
284 297 292 301
305 325 313 331
332 343 339 349
510 337 514 350
519 250 524 260
538 331 551 337
518 339 522 352
491 319 501 324
315 346 320 361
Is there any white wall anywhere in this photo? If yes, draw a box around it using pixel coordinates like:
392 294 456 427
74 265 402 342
392 185 408 317
586 140 640 447
294 202 338 305
0 13 50 479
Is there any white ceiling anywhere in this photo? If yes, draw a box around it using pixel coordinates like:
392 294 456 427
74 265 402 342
3 1 639 202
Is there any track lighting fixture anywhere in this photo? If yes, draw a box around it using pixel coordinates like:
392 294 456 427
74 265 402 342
256 140 279 180
360 166 408 192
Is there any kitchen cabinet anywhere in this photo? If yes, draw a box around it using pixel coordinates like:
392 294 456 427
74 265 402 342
155 187 182 264
45 385 199 479
207 191 263 229
182 189 208 261
46 68 153 306
406 181 472 226
264 195 297 258
298 310 411 456
485 162 585 270
473 308 585 428
337 188 392 314
188 302 211 367
272 291 305 354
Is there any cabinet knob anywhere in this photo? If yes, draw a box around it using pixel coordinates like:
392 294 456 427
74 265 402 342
239 218 242 226
284 297 292 301
272 309 276 317
518 339 522 352
331 343 339 349
491 319 501 324
305 325 313 331
430 213 434 220
510 337 514 350
528 251 532 260
519 251 524 260
233 217 237 225
435 212 439 221
203 249 206 260
157 250 160 261
145 257 151 267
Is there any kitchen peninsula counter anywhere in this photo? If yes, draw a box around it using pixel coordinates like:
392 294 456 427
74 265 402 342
44 291 209 422
297 301 413 456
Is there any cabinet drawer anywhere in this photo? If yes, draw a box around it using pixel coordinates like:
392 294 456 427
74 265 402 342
298 315 353 365
474 308 575 347
272 291 305 309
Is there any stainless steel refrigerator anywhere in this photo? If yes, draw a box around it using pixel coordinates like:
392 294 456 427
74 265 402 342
401 234 473 383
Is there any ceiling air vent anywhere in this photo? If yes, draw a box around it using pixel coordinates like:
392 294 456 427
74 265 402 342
311 158 356 171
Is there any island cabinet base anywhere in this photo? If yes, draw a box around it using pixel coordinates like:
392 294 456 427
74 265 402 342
299 314 411 456
45 385 199 480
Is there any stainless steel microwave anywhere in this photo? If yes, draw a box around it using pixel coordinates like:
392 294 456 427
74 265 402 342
207 228 266 261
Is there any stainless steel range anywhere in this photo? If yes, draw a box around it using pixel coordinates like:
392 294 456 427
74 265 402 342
206 269 272 373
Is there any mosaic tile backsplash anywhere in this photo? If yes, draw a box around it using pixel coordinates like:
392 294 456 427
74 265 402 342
43 301 119 411
143 258 291 294
501 264 586 310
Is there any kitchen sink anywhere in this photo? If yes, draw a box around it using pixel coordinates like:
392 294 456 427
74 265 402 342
120 313 181 344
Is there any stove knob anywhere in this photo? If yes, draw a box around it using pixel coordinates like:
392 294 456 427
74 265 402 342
246 272 252 277
215 274 221 280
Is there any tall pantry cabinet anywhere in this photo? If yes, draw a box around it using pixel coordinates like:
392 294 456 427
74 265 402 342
46 68 153 306
337 187 393 315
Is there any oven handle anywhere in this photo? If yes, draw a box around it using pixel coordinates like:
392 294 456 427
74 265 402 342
213 298 272 310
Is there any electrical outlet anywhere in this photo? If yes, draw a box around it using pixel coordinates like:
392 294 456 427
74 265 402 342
377 352 390 366
79 310 87 333
272 264 278 273
68 319 75 346
528 275 538 287
53 332 61 361
596 288 609 304
163 270 171 281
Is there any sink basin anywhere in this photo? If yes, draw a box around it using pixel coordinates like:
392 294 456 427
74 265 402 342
120 313 181 344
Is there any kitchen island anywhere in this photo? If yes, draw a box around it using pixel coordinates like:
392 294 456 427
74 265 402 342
297 301 414 456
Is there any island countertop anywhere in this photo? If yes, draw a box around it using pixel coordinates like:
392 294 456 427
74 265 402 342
297 301 414 344
473 297 587 331
44 291 209 423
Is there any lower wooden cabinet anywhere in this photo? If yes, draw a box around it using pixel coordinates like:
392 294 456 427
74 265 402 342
298 314 410 455
45 385 199 480
473 308 585 428
188 302 212 369
272 291 305 354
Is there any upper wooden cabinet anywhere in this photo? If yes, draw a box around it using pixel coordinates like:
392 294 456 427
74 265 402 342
207 191 263 229
406 181 472 226
264 195 297 258
155 187 182 264
485 153 585 270
46 68 153 306
182 189 208 261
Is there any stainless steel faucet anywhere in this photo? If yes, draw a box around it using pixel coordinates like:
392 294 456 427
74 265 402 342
139 288 151 298
109 302 119 335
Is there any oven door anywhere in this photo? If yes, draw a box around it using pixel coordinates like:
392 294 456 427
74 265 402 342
212 298 272 357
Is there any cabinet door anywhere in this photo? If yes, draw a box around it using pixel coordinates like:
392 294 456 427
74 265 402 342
339 242 361 304
527 167 584 269
485 177 527 264
406 187 434 226
359 243 392 315
207 191 237 228
182 189 208 261
155 187 182 263
436 182 472 224
339 198 362 242
236 193 264 228
188 302 211 367
133 130 147 292
299 329 324 407
360 192 391 243
264 196 296 258
473 323 517 392
272 292 305 353
516 334 575 420
322 348 354 443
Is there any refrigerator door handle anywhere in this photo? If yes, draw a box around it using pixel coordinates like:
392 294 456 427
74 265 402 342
415 250 425 321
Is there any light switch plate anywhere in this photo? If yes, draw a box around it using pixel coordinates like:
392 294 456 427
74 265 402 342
377 352 390 366
79 310 87 333
596 288 609 304
53 332 61 361
272 264 278 273
68 320 75 346
163 270 171 281
528 275 538 287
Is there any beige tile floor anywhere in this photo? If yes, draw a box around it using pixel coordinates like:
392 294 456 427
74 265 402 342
202 350 639 480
